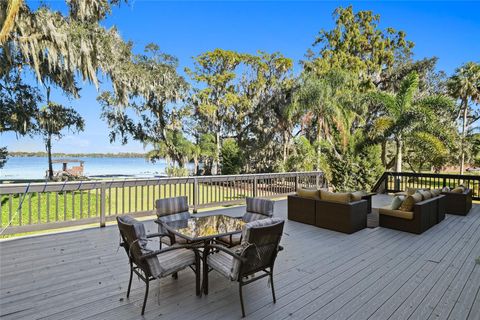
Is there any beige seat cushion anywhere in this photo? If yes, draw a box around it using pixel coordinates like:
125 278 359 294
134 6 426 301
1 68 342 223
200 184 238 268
431 189 441 197
297 188 320 200
320 190 352 203
379 207 414 220
398 193 422 212
350 191 366 201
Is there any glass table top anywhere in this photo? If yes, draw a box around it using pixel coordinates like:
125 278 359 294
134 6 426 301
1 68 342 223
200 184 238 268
158 215 246 241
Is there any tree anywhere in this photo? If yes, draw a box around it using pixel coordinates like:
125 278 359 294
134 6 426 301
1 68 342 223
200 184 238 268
447 62 480 174
99 44 189 169
37 98 84 180
221 138 243 175
365 72 454 173
304 6 414 89
291 69 354 170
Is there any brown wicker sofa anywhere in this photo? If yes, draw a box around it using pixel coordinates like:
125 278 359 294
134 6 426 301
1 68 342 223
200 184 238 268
288 194 368 234
379 194 446 234
441 188 472 216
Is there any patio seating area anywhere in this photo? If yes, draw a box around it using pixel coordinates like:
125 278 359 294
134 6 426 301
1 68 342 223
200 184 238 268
1 195 479 319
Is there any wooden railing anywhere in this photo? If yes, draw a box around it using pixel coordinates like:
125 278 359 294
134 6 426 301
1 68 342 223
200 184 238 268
0 171 324 235
372 171 480 200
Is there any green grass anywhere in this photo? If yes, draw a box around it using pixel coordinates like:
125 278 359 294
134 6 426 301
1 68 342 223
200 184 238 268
1 183 252 229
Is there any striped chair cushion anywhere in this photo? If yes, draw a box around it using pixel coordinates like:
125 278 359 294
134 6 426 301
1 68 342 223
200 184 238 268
242 212 267 223
149 248 196 278
155 196 189 217
207 245 244 280
246 197 274 217
241 217 284 243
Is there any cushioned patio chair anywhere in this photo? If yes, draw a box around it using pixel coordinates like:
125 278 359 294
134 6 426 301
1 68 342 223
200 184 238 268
117 216 200 315
218 197 275 247
204 218 284 317
155 196 191 247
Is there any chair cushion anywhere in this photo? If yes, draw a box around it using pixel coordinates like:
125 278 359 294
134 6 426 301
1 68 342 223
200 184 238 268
156 197 189 217
160 234 189 246
149 248 196 278
207 244 244 280
431 189 441 197
320 190 352 203
451 186 465 193
243 212 267 222
297 188 320 200
398 193 422 212
246 197 274 217
350 191 366 201
390 196 405 210
379 207 414 220
417 190 432 200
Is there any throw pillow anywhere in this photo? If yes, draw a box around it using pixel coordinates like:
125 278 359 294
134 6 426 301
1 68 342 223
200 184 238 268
390 196 405 210
399 193 423 212
450 186 465 193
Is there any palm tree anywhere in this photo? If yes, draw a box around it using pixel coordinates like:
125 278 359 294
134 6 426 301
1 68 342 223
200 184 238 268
447 62 480 174
292 70 351 170
366 72 453 173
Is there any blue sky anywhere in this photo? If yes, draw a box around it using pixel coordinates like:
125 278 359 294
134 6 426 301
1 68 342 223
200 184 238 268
3 0 480 153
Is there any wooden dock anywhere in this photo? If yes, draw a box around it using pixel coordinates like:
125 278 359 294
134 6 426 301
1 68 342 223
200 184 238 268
1 196 479 319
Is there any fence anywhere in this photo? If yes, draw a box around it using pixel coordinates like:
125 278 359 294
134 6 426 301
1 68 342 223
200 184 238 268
372 171 480 200
0 171 324 235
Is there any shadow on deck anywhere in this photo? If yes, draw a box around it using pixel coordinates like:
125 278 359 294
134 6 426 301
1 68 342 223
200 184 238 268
1 196 479 320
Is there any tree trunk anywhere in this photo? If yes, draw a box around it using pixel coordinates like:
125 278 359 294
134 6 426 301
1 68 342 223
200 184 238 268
212 130 221 175
46 133 53 181
395 138 403 173
381 140 387 168
460 98 468 175
316 118 322 170
283 130 289 170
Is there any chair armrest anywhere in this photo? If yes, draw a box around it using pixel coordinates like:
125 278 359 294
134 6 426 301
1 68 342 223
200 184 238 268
146 232 171 239
205 244 247 263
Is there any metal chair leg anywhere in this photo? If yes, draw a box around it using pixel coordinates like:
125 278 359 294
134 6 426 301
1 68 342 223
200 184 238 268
195 256 201 296
126 262 133 298
141 277 149 315
270 272 276 303
172 272 178 280
203 254 209 295
239 282 246 318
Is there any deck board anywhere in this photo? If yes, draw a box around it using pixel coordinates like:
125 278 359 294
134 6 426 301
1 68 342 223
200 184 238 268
1 196 479 320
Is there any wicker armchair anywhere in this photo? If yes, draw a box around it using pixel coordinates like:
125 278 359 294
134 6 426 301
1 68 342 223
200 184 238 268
155 196 191 247
218 197 275 247
204 218 284 317
441 188 472 215
117 216 200 315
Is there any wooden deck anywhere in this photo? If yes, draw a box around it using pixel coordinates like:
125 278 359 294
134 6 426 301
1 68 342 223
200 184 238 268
1 196 479 320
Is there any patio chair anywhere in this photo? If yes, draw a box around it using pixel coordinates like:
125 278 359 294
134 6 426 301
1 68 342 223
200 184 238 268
204 218 284 317
116 216 200 315
155 196 191 247
218 197 275 247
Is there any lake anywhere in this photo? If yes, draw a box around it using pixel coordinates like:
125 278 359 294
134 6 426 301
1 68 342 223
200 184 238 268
0 156 190 180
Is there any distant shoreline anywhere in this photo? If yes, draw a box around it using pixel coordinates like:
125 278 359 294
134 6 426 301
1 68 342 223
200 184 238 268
8 152 147 158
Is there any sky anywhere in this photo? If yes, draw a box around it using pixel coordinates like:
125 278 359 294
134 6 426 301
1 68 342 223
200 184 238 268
2 0 480 154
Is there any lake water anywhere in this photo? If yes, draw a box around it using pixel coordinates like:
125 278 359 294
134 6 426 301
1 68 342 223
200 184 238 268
0 156 187 180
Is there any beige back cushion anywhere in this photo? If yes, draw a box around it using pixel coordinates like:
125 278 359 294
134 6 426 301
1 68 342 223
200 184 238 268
320 190 352 203
417 190 432 200
398 193 423 212
350 191 366 202
450 186 465 193
297 188 320 200
431 189 441 197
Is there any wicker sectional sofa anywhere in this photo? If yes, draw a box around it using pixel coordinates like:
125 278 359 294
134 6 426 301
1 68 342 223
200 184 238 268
287 194 368 234
441 188 472 216
379 194 446 234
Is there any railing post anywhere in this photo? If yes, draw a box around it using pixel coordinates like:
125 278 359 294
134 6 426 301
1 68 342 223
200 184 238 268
100 182 106 227
443 177 447 188
253 176 258 197
316 172 320 189
193 177 198 213
294 173 299 191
